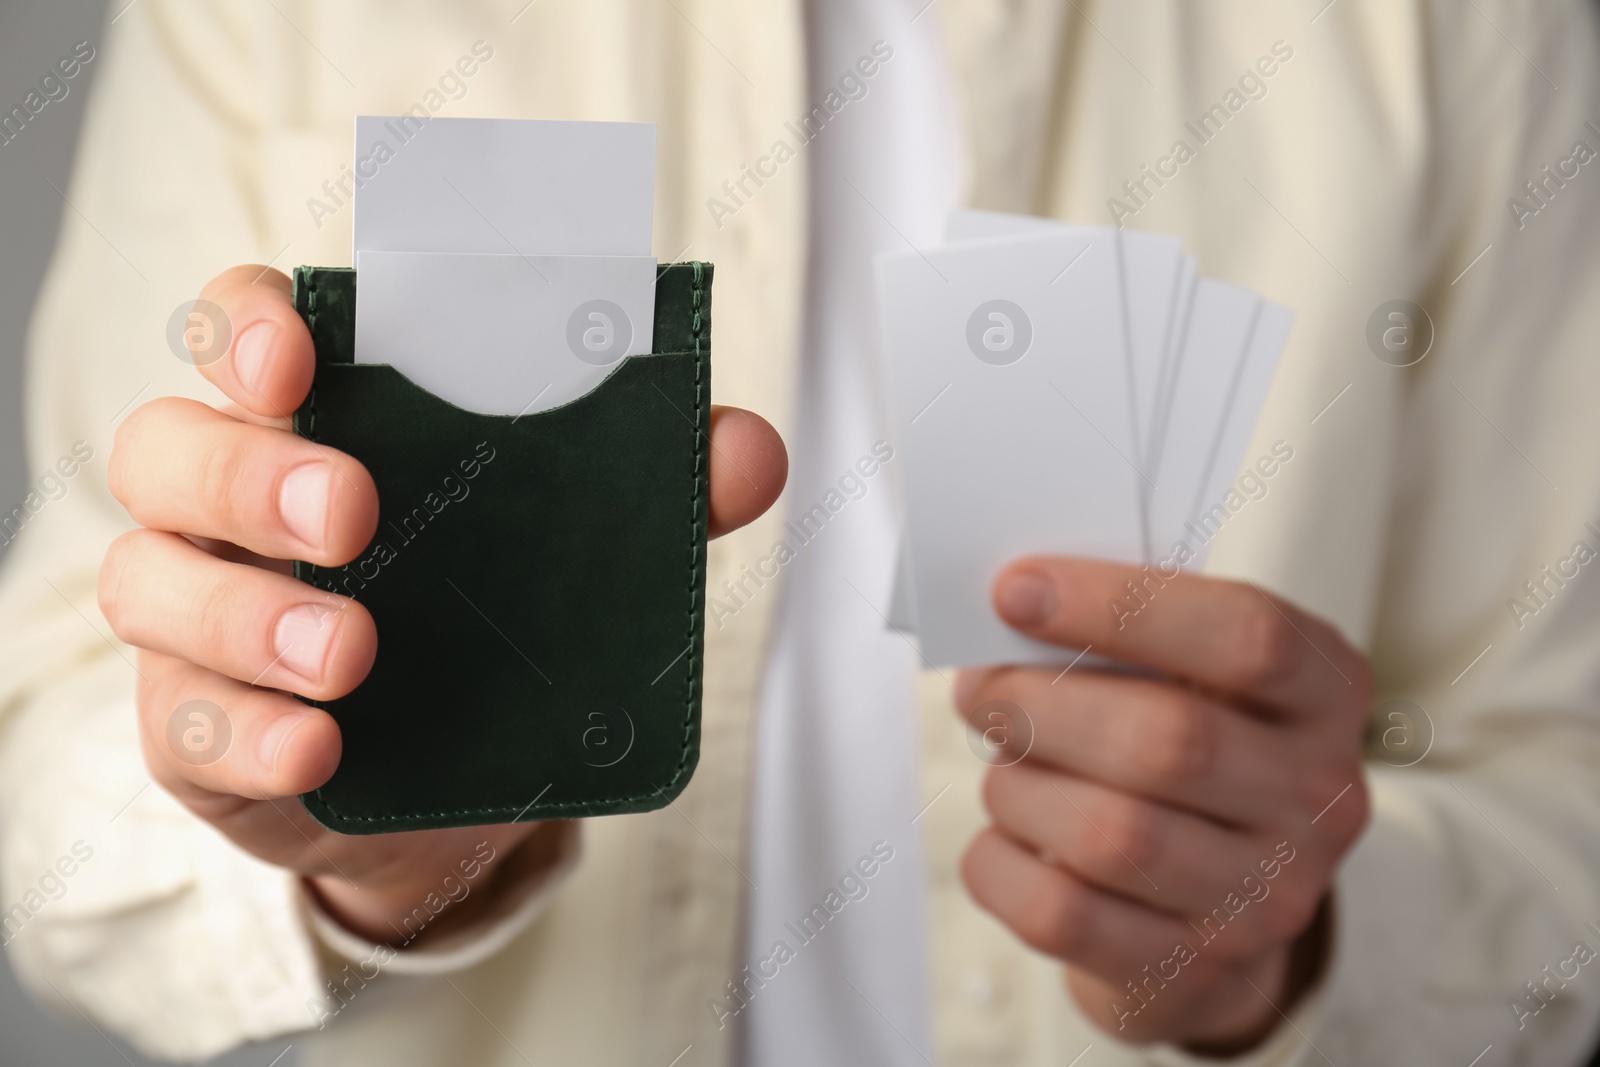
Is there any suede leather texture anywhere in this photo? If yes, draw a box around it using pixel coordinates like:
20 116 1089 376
289 263 711 834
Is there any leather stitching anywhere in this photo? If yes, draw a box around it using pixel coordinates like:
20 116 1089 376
302 269 320 595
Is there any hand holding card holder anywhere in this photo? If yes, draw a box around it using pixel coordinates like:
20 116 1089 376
289 262 712 834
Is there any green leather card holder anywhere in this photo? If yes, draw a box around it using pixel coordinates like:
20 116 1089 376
289 262 711 834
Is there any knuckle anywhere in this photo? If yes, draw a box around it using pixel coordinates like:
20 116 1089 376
1017 877 1088 958
107 398 174 508
1126 692 1216 783
1298 768 1363 836
1264 882 1323 942
107 422 136 507
185 566 243 657
135 718 195 795
983 768 1064 849
133 707 167 776
959 831 1013 911
958 834 991 901
980 768 1010 821
1317 772 1371 844
959 830 1086 959
133 666 187 775
98 529 159 635
1228 598 1300 691
958 835 987 897
1089 797 1161 873
962 667 1019 718
197 441 252 531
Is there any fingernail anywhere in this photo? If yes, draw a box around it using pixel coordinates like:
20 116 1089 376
274 603 337 683
996 570 1055 627
257 709 318 775
232 321 279 396
278 463 331 549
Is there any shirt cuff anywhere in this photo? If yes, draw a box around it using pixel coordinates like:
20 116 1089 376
301 820 582 977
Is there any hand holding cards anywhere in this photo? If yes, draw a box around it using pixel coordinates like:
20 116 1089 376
879 211 1292 668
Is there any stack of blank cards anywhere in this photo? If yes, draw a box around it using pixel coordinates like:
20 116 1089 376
879 210 1292 667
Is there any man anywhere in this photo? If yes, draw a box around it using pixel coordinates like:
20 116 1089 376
3 1 1600 1064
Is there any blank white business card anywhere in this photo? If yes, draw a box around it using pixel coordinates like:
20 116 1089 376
1181 300 1293 569
945 210 1183 478
1148 279 1290 566
352 116 655 257
878 231 1142 667
1147 254 1199 472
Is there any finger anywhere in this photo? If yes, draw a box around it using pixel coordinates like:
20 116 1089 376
191 266 315 419
110 397 379 566
983 761 1264 914
961 828 1200 983
137 651 341 804
959 666 1293 826
707 406 787 538
102 529 376 701
216 398 290 430
991 558 1369 720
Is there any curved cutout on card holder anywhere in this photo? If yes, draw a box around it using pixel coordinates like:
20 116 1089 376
351 251 659 417
290 263 711 834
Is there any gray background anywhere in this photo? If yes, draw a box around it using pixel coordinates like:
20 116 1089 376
0 3 295 1064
